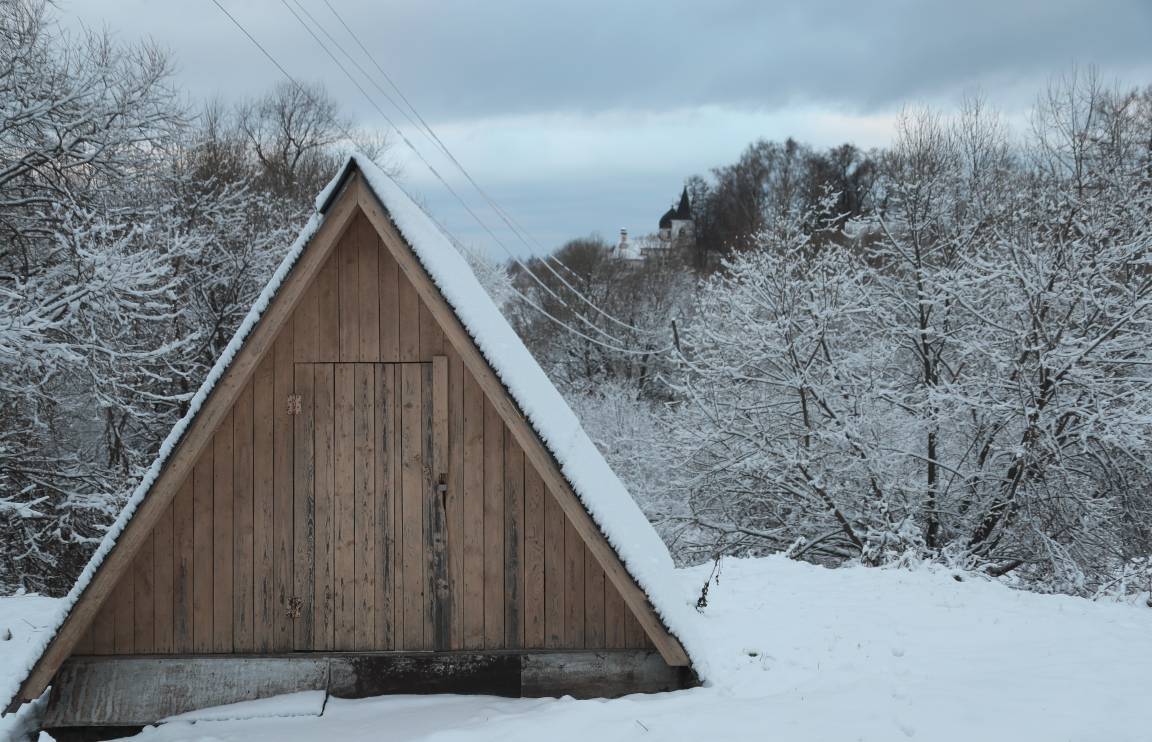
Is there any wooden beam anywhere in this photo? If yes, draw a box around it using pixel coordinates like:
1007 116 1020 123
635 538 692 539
353 180 690 667
11 174 365 707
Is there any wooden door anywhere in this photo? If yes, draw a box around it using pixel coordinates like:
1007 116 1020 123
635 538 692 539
298 360 450 653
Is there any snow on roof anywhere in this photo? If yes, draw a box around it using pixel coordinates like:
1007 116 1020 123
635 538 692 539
350 154 701 667
6 154 701 709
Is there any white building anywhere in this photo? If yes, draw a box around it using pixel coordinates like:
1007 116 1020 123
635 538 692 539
614 187 694 262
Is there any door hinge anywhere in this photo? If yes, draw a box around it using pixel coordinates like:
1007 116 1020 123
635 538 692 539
286 394 302 415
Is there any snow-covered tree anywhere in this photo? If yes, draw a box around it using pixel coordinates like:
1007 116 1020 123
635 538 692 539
661 77 1152 593
0 0 190 590
0 0 379 592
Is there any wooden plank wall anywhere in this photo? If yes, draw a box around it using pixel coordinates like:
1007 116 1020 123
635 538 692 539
73 212 652 657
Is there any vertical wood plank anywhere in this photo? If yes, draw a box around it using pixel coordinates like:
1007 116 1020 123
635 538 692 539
132 534 154 654
564 521 586 649
544 489 565 648
172 478 194 653
354 363 377 649
482 399 505 649
272 333 294 650
400 363 425 649
113 575 134 655
392 366 403 648
152 501 174 653
92 599 115 656
313 363 335 651
523 464 546 649
252 355 276 652
294 281 319 362
358 226 381 360
625 606 646 648
338 221 361 361
604 578 627 649
418 300 444 360
461 371 485 649
397 272 420 363
428 358 451 649
333 363 357 649
584 549 605 648
232 381 254 653
293 364 316 649
504 433 524 648
420 364 434 647
213 414 234 653
317 252 341 362
192 448 213 653
446 350 464 649
73 625 94 657
378 249 399 362
374 364 396 649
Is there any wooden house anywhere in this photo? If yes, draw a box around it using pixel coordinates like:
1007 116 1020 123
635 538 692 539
5 155 695 737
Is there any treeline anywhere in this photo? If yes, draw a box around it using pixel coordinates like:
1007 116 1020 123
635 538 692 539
0 0 381 592
515 75 1152 598
686 139 876 268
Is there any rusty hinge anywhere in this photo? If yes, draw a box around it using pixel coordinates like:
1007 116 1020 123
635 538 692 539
286 394 302 415
286 596 303 619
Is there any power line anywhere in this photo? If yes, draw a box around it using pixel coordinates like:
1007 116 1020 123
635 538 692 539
207 0 668 357
278 0 629 346
316 0 660 338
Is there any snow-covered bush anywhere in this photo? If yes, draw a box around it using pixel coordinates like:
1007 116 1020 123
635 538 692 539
658 77 1152 594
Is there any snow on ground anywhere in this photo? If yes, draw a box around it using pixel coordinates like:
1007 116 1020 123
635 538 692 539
37 557 1147 742
162 692 327 724
0 595 64 742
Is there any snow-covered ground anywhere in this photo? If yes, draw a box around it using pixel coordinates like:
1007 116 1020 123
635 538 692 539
4 558 1151 741
0 594 64 742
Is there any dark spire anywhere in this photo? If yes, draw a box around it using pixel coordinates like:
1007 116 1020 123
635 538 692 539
675 186 692 220
658 206 677 229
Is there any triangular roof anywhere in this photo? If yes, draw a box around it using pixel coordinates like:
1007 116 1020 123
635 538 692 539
6 154 696 710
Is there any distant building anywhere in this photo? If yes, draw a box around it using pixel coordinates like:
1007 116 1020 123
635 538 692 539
613 187 694 262
659 187 694 245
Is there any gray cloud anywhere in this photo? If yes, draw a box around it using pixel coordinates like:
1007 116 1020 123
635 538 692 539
62 0 1152 253
69 0 1152 118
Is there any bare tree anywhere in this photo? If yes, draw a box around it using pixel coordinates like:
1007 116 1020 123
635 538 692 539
237 81 350 199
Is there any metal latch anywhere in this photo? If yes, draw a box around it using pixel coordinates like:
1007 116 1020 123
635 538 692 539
286 394 302 415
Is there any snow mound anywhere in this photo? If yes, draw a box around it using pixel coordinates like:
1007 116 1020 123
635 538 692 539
0 595 64 738
161 690 326 723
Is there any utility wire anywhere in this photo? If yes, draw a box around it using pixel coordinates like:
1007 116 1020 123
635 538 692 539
207 0 669 357
316 0 660 337
279 0 628 346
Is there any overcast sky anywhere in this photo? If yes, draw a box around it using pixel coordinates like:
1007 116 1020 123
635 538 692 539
64 0 1152 255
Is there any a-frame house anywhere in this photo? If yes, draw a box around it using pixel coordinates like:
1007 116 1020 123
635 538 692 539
7 155 695 734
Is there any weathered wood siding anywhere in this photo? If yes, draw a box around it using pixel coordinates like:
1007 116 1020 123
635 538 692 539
77 214 652 655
